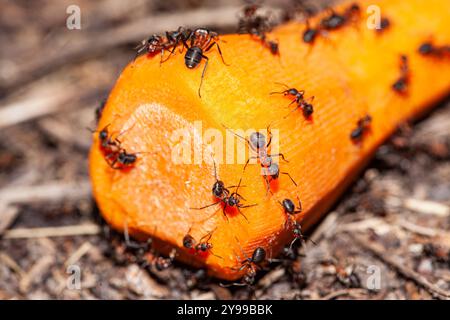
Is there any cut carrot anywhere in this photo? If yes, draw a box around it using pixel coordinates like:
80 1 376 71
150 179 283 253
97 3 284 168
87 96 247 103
89 0 450 281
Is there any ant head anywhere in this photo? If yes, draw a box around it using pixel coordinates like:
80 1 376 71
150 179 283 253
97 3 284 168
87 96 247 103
227 194 240 206
286 88 298 96
199 243 211 251
183 234 195 249
99 129 108 141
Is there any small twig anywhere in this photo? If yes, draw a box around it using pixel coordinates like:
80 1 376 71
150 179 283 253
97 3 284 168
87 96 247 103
0 180 91 205
320 288 367 300
2 224 101 239
308 211 339 244
19 255 55 293
387 196 450 217
0 7 237 96
396 219 440 237
255 267 285 298
0 78 105 129
351 233 450 300
0 252 25 277
0 204 19 235
65 241 93 267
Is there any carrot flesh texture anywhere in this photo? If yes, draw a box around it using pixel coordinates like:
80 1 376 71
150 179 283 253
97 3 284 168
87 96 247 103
90 0 450 280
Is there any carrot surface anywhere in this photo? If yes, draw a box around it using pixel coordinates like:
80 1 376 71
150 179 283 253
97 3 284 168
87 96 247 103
89 0 450 280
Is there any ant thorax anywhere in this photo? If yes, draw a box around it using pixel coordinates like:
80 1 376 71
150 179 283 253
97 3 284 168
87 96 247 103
259 153 272 168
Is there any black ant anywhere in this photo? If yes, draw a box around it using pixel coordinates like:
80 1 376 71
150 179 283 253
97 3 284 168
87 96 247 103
107 149 137 169
210 159 241 199
289 221 315 253
320 3 360 31
123 221 153 252
182 28 228 98
190 175 256 222
302 20 319 44
270 83 314 118
238 4 279 55
95 99 106 124
392 55 410 94
135 27 190 63
279 197 302 216
92 123 144 169
143 249 177 271
418 41 450 58
350 114 372 142
90 124 121 156
278 197 313 252
221 238 267 287
182 228 222 259
225 125 297 194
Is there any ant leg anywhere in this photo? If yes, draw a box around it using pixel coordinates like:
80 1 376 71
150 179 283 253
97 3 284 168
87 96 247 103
243 156 259 172
199 229 215 243
284 104 301 119
190 201 220 210
263 173 274 196
269 153 288 162
236 207 249 223
281 172 298 186
197 55 209 98
161 45 179 63
210 251 223 259
222 204 230 222
265 126 273 149
206 42 230 66
159 49 165 66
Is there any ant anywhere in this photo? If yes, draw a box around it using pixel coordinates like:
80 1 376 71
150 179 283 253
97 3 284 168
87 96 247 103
225 125 297 194
270 83 314 118
90 124 121 156
222 238 267 287
210 159 241 200
123 220 153 252
95 99 106 124
107 149 138 169
392 54 410 94
350 114 372 142
182 228 222 258
182 28 228 98
92 123 144 169
418 41 450 58
320 3 361 31
143 249 177 271
302 20 319 44
135 27 190 63
278 198 314 252
279 197 302 216
191 175 256 222
238 4 279 55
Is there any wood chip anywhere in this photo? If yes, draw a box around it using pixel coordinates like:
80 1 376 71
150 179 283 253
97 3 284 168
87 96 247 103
0 204 19 235
19 255 55 293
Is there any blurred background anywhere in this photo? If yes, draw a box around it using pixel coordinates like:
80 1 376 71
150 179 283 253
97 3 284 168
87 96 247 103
0 0 449 299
